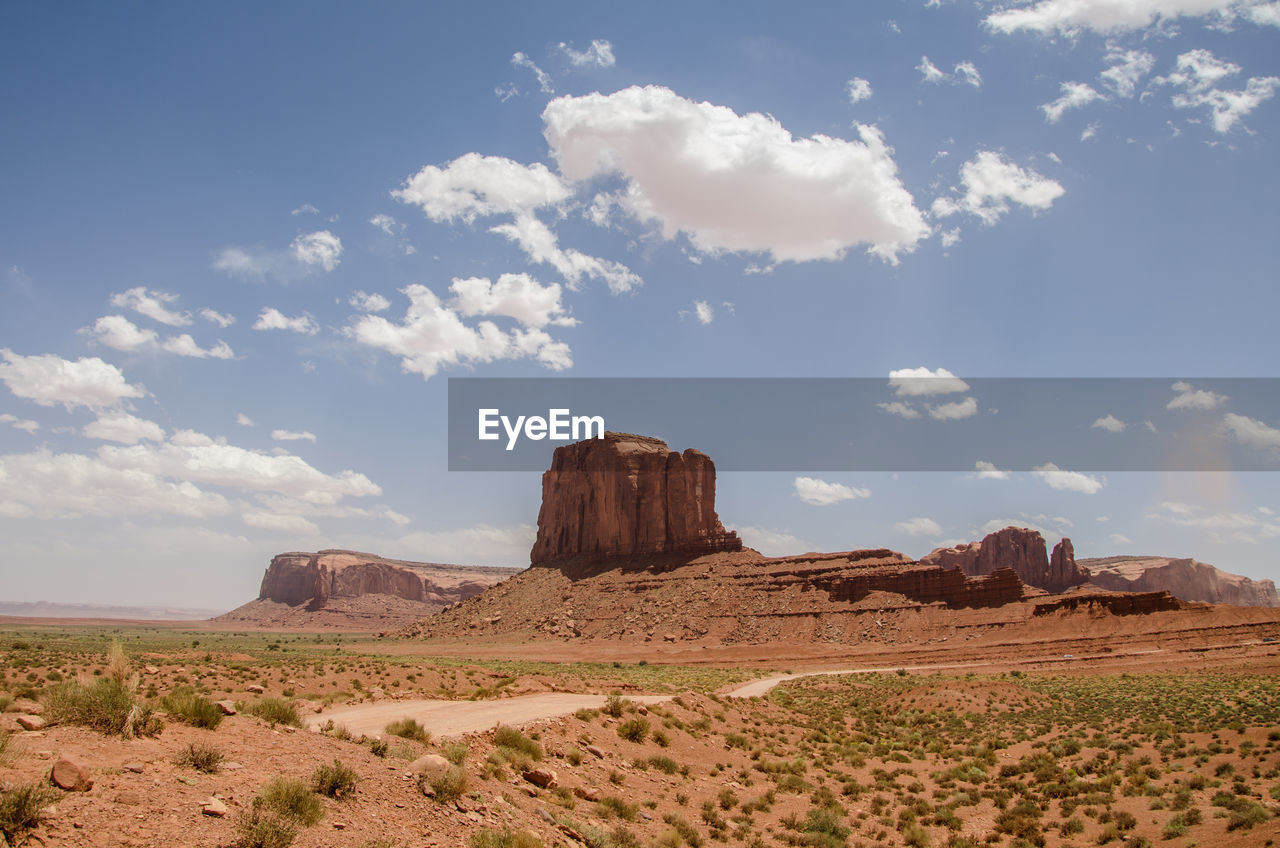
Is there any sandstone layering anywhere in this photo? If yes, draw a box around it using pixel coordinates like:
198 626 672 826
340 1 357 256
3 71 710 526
921 527 1090 594
1081 556 1280 607
530 432 742 566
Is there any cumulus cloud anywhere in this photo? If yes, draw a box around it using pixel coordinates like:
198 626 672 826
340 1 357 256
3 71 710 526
878 401 922 419
917 56 948 84
200 308 235 328
1219 412 1280 456
488 213 642 293
1147 500 1280 543
1167 380 1227 410
693 300 714 325
1155 49 1280 132
847 77 873 103
1109 533 1134 545
89 315 158 352
242 512 319 535
888 366 970 396
83 412 165 445
894 516 943 536
395 153 570 222
271 429 317 443
511 52 554 94
1032 462 1104 493
794 476 871 506
1092 414 1126 432
0 349 145 410
1101 48 1156 97
543 85 929 264
253 308 319 335
291 230 343 271
346 283 573 380
159 334 234 359
917 57 982 86
973 460 1010 480
985 0 1273 35
236 413 254 427
369 214 402 236
728 525 810 557
349 291 392 313
109 287 191 327
954 61 983 88
0 413 39 434
558 39 615 68
932 151 1065 226
449 274 577 329
928 396 978 420
1041 82 1106 122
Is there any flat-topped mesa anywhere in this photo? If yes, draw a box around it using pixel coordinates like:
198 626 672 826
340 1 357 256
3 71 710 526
530 432 742 566
921 526 1089 594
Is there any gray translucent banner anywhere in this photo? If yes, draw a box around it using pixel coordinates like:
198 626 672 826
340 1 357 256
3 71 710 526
447 378 1280 472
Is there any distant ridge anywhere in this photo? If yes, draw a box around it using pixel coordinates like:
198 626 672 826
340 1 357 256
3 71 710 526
0 601 226 621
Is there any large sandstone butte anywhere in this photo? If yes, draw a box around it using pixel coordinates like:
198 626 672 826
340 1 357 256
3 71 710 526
530 432 742 566
922 527 1090 594
218 550 519 629
1081 556 1280 607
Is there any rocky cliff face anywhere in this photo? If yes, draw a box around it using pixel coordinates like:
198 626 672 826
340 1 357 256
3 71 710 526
1080 556 1280 607
921 527 1089 593
530 432 742 566
256 550 519 611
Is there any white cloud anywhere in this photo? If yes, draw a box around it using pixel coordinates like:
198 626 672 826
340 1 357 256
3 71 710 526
83 412 165 445
1092 414 1127 432
728 525 809 557
1109 533 1134 545
918 57 982 87
200 308 235 328
847 77 873 103
379 523 537 567
89 314 158 351
495 83 518 103
1219 412 1280 455
1101 48 1156 97
213 247 267 278
928 396 978 420
1146 500 1280 543
954 61 983 88
878 401 922 419
291 230 343 271
693 300 714 325
291 203 319 216
159 334 234 359
894 516 943 536
940 228 962 247
1167 380 1227 410
1041 82 1106 122
109 287 191 326
242 512 320 535
369 214 402 236
917 55 948 83
253 308 319 335
512 52 554 94
450 274 577 330
1032 462 1104 494
973 460 1010 480
271 429 317 443
985 0 1270 35
0 349 145 410
888 366 970 397
349 290 392 313
0 413 39 434
395 153 570 223
1155 49 1280 132
543 86 929 264
236 413 254 427
488 213 642 293
346 283 573 380
794 476 871 506
1081 121 1102 141
932 151 1065 226
558 39 615 68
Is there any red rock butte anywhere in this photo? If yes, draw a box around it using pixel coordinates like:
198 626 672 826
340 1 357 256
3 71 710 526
530 432 743 566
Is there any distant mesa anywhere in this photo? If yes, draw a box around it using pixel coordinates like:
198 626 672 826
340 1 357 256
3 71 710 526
921 527 1090 594
530 432 742 567
217 550 519 629
1080 556 1279 607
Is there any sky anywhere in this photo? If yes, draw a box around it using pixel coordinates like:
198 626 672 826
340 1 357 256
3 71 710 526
2 1 1279 612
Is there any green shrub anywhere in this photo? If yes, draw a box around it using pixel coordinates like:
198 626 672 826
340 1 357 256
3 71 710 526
493 725 542 760
598 796 639 820
367 738 389 757
602 694 627 718
246 698 301 728
649 755 680 774
471 828 545 848
618 717 649 743
42 678 160 737
255 777 323 826
443 742 469 765
233 807 297 848
161 686 224 729
425 765 469 803
0 782 60 845
384 717 430 744
311 759 359 799
175 741 224 773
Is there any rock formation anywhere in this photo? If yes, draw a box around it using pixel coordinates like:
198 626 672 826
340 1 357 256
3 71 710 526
922 527 1089 593
530 432 741 566
1080 556 1280 607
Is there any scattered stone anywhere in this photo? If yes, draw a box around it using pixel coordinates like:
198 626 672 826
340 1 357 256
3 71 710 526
16 715 46 731
408 754 450 781
223 761 243 770
535 808 556 825
246 684 265 694
573 785 601 802
50 758 93 792
522 767 557 789
214 700 237 715
144 665 160 674
201 798 228 817
115 791 142 806
12 699 41 715
584 745 605 759
122 763 145 774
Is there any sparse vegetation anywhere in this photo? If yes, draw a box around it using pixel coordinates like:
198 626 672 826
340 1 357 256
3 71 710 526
161 685 224 729
245 697 302 728
384 717 430 744
0 782 60 846
233 807 298 848
254 776 323 826
42 677 160 737
175 741 225 773
311 759 359 798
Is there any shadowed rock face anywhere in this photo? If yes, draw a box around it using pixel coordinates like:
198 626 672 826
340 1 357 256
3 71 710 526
530 433 742 566
921 527 1090 594
1080 556 1280 607
258 550 518 611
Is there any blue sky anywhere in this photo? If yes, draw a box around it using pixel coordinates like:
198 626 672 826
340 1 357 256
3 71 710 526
2 1 1279 611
